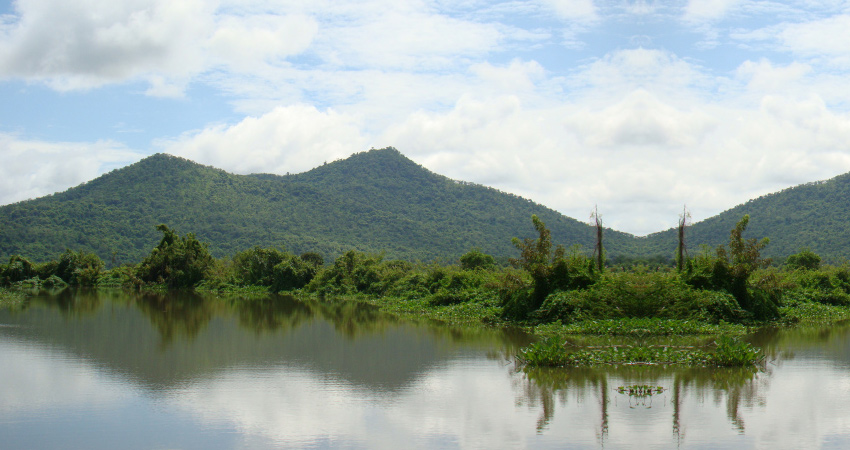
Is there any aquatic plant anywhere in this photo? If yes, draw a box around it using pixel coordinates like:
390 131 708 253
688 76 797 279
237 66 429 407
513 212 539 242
711 337 763 367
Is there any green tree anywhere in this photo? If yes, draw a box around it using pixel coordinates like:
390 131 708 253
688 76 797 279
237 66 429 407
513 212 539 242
232 246 288 286
136 224 215 288
683 215 777 319
506 215 597 318
460 248 496 270
785 248 821 271
0 255 35 284
55 249 104 285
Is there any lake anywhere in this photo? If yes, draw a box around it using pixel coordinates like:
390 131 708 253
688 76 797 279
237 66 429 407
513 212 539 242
2 289 850 449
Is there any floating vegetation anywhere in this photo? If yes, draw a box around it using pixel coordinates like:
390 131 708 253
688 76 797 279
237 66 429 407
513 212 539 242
517 336 762 368
556 318 747 337
616 385 665 396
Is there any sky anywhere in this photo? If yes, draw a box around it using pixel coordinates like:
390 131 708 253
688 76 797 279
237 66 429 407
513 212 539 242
2 0 850 236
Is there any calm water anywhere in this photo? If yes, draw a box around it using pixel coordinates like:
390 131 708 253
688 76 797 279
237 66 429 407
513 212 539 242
2 290 850 450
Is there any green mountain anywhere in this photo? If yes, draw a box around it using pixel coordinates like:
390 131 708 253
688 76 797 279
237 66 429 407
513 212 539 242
645 174 850 263
0 147 640 265
5 146 848 266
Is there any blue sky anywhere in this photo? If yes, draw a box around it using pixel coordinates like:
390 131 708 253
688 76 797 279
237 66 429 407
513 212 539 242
2 0 850 235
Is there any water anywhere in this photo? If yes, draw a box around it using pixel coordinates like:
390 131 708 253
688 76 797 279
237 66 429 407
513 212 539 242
2 289 850 449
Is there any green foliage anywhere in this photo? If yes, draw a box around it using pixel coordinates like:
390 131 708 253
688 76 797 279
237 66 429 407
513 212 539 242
0 255 35 284
459 248 496 271
681 215 778 320
518 340 714 367
785 249 822 270
307 250 386 296
270 253 318 292
712 337 762 367
518 338 570 366
136 224 215 288
55 249 104 285
558 318 745 336
0 148 639 266
505 216 598 319
232 246 288 286
535 271 744 324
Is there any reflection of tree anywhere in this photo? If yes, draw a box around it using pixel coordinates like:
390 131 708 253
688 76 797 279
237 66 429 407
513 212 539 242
230 294 313 334
521 365 764 443
31 287 104 317
134 290 214 348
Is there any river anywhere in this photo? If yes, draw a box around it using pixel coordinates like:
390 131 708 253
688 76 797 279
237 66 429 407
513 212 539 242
1 289 849 449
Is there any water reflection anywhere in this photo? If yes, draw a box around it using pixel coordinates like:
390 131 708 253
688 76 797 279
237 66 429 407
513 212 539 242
3 291 850 449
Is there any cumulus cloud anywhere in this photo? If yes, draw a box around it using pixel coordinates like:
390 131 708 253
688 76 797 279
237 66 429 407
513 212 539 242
0 0 215 91
0 133 142 205
159 104 368 175
5 1 850 236
0 0 323 94
378 48 850 234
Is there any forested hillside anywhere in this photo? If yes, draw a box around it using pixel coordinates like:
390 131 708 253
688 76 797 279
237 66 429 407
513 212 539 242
0 148 640 265
645 174 850 263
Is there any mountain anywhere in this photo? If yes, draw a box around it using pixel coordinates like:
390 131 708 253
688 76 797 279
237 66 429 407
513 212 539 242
644 174 850 263
0 147 640 265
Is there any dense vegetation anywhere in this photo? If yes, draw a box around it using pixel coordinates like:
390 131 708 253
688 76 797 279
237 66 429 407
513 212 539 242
0 147 639 265
4 147 850 265
642 174 850 262
5 212 850 368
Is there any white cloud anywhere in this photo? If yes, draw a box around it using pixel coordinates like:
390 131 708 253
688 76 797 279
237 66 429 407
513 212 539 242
209 13 318 70
566 89 716 148
0 0 215 91
539 0 598 21
0 133 142 205
159 104 369 175
775 14 850 65
683 0 742 22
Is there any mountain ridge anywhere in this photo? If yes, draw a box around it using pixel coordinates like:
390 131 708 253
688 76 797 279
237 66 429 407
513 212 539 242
0 147 846 264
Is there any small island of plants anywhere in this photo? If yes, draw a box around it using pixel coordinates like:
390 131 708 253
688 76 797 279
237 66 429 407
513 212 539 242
3 214 849 368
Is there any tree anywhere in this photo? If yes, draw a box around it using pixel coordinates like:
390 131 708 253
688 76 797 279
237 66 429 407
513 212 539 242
506 215 597 318
460 248 496 270
676 206 690 272
785 249 821 271
682 215 776 319
55 249 104 285
591 206 604 272
136 224 215 288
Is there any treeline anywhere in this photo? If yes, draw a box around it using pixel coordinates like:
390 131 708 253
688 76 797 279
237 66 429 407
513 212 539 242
4 216 850 327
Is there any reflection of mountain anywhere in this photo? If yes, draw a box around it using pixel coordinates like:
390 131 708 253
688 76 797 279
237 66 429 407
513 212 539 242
0 290 527 392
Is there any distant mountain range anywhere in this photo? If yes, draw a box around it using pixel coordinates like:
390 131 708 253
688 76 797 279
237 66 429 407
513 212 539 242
0 147 844 265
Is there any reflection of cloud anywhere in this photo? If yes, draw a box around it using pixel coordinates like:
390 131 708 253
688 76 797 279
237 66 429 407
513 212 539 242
168 359 542 449
0 340 129 413
4 327 850 448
